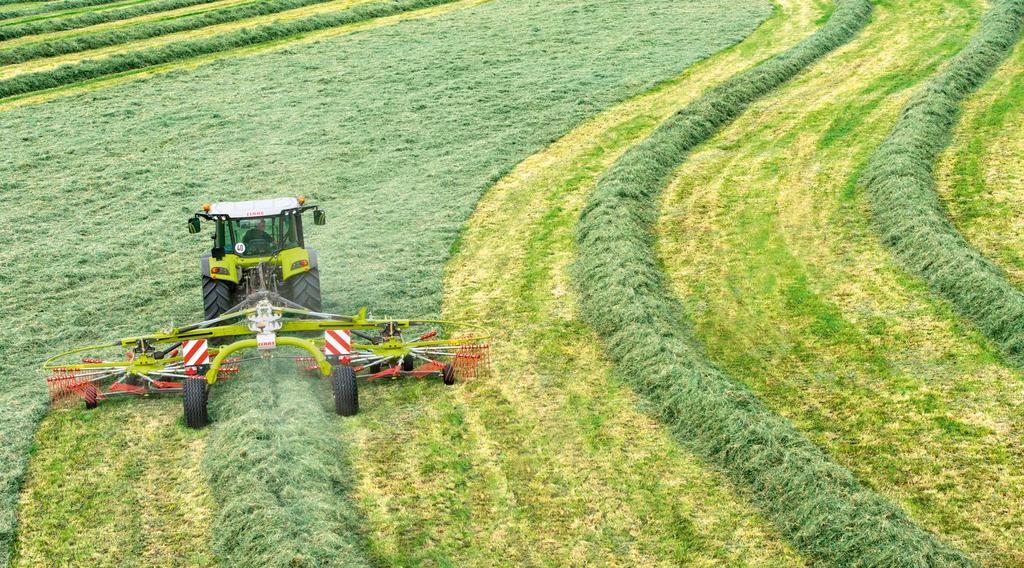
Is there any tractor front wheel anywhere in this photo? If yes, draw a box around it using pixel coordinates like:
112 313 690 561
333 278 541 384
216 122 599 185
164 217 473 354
183 378 209 428
332 366 358 416
285 268 322 311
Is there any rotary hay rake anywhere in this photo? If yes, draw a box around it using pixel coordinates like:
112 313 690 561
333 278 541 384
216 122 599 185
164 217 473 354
44 295 489 427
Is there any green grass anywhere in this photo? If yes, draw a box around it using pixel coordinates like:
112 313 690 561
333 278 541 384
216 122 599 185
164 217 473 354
657 0 1024 563
0 0 461 97
0 0 353 67
0 0 227 41
0 0 772 564
862 0 1024 364
0 0 143 21
572 0 981 562
204 364 371 566
938 28 1024 284
13 397 215 566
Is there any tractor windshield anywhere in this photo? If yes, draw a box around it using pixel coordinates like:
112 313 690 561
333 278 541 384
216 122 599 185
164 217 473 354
218 214 301 257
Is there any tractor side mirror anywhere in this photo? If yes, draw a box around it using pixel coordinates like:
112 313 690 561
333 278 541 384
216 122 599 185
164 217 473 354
187 217 201 234
313 210 326 225
212 246 225 260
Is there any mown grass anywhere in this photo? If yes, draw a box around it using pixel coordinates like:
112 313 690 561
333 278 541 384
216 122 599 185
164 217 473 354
204 363 371 566
0 0 462 96
659 0 1024 564
0 0 142 22
572 0 981 562
0 0 251 48
0 0 224 42
937 29 1024 284
0 0 347 58
0 0 481 109
13 398 215 566
349 2 831 565
862 0 1024 364
0 0 772 564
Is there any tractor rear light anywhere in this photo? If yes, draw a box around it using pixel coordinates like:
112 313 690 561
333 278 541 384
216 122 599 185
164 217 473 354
211 267 229 275
291 260 309 270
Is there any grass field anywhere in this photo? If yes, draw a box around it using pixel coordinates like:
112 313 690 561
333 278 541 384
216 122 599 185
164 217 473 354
0 0 774 563
938 24 1024 284
5 0 1024 564
658 0 1024 564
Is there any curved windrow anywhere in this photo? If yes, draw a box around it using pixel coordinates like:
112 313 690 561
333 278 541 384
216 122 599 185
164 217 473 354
1 0 775 563
861 0 1024 364
573 0 972 564
0 0 351 54
0 0 460 100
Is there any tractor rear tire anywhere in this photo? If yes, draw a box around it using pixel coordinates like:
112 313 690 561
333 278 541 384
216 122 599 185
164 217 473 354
286 268 322 312
442 364 456 386
402 355 415 372
332 366 358 417
202 276 234 320
183 378 209 428
82 384 99 409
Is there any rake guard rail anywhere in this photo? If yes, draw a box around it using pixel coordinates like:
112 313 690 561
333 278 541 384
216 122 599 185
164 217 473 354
44 303 489 385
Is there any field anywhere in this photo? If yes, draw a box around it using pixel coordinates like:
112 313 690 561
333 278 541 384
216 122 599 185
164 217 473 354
2 0 1023 565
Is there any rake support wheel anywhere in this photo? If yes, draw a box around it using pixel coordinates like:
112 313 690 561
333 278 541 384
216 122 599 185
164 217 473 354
442 364 456 386
82 383 99 409
332 365 358 416
183 378 209 428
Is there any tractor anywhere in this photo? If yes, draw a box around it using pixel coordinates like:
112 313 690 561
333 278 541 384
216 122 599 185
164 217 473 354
44 198 489 428
187 196 325 317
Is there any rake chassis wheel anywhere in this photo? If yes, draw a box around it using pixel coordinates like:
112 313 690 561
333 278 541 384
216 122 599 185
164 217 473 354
183 378 209 428
332 365 358 416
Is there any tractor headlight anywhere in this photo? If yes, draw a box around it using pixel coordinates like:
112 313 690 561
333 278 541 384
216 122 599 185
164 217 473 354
291 260 309 270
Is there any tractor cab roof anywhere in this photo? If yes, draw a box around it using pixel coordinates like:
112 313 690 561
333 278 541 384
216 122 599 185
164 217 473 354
207 197 302 218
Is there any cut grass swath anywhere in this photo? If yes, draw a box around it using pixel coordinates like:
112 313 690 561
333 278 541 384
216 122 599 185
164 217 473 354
574 0 972 563
0 0 133 21
0 0 458 99
0 0 349 65
0 0 774 563
0 0 273 42
203 365 371 567
862 0 1024 365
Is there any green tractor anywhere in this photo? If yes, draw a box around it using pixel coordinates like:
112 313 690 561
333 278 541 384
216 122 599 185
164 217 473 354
43 196 490 427
187 197 327 318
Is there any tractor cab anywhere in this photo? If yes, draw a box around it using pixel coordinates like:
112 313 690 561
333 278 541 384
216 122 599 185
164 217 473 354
188 197 327 318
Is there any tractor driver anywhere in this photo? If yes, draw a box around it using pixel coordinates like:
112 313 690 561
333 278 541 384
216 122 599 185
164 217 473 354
243 219 275 252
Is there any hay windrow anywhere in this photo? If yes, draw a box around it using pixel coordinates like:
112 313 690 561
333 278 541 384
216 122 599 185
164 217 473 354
203 365 371 567
574 0 973 563
0 0 775 563
0 0 349 58
862 0 1024 365
0 0 459 99
0 0 138 21
0 0 230 42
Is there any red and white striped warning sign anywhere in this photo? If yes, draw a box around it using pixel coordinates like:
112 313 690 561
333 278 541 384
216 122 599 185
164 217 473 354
182 339 210 367
324 329 351 356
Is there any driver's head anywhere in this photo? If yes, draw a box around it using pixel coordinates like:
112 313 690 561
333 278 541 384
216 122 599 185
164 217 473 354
255 220 266 232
